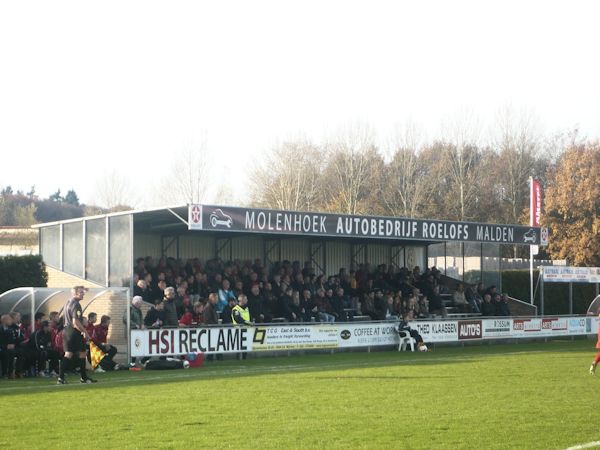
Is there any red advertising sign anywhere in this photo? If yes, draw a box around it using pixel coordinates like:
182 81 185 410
530 179 542 227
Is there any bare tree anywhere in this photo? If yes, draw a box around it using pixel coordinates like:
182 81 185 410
93 170 136 210
440 112 482 220
250 139 323 211
157 136 212 205
492 107 540 227
381 123 431 218
323 122 381 214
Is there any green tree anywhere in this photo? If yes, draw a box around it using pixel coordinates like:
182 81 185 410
64 189 80 206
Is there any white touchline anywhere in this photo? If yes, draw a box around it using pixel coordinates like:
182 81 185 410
565 441 600 450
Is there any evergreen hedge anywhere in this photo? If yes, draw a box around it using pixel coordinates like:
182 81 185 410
0 255 48 293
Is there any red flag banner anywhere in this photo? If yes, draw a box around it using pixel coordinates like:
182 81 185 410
531 179 542 227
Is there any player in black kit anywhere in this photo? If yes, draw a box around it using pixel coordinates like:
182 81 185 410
57 286 97 384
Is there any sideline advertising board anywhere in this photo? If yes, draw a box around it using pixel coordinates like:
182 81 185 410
130 317 600 357
541 266 600 283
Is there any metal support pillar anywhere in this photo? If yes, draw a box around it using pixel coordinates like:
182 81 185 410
160 235 180 258
264 239 281 271
310 241 325 275
215 237 232 261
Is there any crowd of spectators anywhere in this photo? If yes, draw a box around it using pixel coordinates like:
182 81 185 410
129 256 513 330
0 256 513 379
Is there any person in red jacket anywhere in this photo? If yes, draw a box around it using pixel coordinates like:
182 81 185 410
92 315 119 371
590 313 600 375
86 312 97 337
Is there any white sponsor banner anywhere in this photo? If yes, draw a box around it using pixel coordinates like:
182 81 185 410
541 266 600 283
337 323 399 348
482 319 512 338
130 318 600 357
409 321 458 342
252 324 339 351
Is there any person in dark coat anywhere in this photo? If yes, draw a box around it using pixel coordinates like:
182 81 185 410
495 294 511 316
161 287 179 327
480 294 495 316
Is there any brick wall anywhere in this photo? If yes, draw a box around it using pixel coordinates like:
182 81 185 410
45 266 130 347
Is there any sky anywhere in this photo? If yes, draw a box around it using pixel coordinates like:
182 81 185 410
1 0 599 208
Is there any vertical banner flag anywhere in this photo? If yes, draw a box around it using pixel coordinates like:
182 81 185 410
531 179 542 228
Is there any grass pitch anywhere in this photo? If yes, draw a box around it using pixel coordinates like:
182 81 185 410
0 340 598 449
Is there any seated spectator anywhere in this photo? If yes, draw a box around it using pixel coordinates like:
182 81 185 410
179 302 205 327
280 288 301 322
144 301 165 328
315 288 335 323
92 315 120 371
428 285 448 317
452 284 469 313
221 297 236 325
328 288 347 322
381 295 397 321
480 294 495 316
27 320 59 377
465 286 481 313
86 312 97 337
495 294 511 316
361 292 378 320
300 289 318 322
34 312 47 332
397 313 427 351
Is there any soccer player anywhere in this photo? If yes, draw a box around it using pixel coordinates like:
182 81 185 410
57 286 97 384
590 314 600 375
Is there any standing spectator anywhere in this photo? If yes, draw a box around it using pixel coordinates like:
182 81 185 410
124 296 144 332
247 284 271 323
134 280 150 303
204 293 222 361
232 294 253 360
218 279 236 313
1 314 24 379
144 301 165 328
161 287 179 327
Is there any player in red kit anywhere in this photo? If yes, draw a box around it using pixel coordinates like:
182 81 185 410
590 314 600 375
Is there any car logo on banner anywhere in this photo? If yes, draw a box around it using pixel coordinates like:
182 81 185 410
209 209 233 228
340 330 351 340
523 229 537 243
